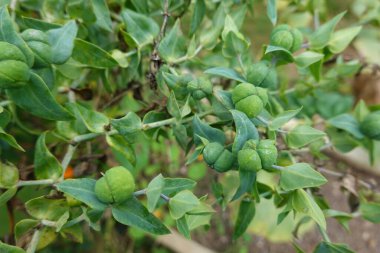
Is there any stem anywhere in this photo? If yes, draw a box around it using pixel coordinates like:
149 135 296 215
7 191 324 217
271 165 284 171
160 193 170 202
60 144 78 180
17 179 55 187
318 224 331 242
41 220 57 228
26 229 41 253
63 214 86 229
133 189 147 197
237 54 246 77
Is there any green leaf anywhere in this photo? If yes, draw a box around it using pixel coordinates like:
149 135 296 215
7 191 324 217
328 26 362 54
56 178 108 210
269 107 302 130
186 213 212 230
162 178 196 196
176 216 191 239
327 114 364 139
294 52 324 68
158 20 187 63
47 20 78 64
324 209 352 231
231 170 256 201
110 112 142 143
7 73 73 121
169 190 200 219
21 16 61 31
111 197 170 235
0 6 34 66
286 125 326 148
0 241 26 253
0 127 24 151
189 0 206 36
267 0 277 25
146 174 165 212
280 163 327 191
106 135 136 168
222 31 250 58
67 103 109 133
265 45 294 65
292 189 326 230
313 242 355 253
91 0 113 32
359 202 380 223
121 9 159 48
233 198 255 239
0 187 17 206
0 162 19 189
25 196 69 220
309 12 346 50
231 110 259 155
167 91 182 120
72 39 118 68
204 67 247 83
353 100 369 122
34 132 62 180
192 115 226 146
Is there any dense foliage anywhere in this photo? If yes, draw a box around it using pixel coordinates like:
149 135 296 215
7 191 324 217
1 0 380 252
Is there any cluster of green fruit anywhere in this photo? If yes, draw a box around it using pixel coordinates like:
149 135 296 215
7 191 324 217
269 24 303 52
0 29 52 89
202 139 278 173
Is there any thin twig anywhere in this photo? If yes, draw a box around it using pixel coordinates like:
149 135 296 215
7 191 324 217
26 229 41 253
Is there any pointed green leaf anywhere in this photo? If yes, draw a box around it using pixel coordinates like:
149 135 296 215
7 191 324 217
0 241 26 253
359 202 380 223
25 196 69 220
110 112 142 143
146 174 165 212
231 110 259 155
267 0 277 25
280 163 327 191
169 190 200 219
233 198 255 239
292 189 326 229
7 73 73 121
34 132 62 180
92 0 112 32
295 52 324 68
286 125 326 148
56 178 108 210
111 197 170 235
269 107 302 130
47 20 78 64
68 103 109 133
310 12 346 50
327 114 364 139
158 20 187 63
0 187 17 206
205 67 247 83
176 216 191 239
192 116 226 146
313 242 355 253
72 39 118 68
189 0 206 36
328 26 362 54
0 127 24 151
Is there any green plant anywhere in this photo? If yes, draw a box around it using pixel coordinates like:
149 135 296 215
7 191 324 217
0 1 379 252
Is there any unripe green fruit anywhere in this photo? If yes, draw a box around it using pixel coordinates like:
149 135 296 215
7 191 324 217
94 166 135 204
257 140 278 170
187 77 213 100
238 149 262 172
246 61 277 89
0 162 19 188
270 25 303 53
360 111 380 140
270 30 294 51
290 28 303 52
21 29 52 67
0 41 30 89
203 142 224 165
203 142 234 173
213 149 234 173
235 95 263 118
232 83 267 117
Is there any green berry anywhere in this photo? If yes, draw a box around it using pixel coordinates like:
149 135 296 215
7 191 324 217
203 142 234 173
246 61 278 89
238 149 262 172
94 166 135 204
213 149 234 173
270 30 294 51
360 111 380 140
235 95 263 118
257 140 278 170
290 28 303 52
